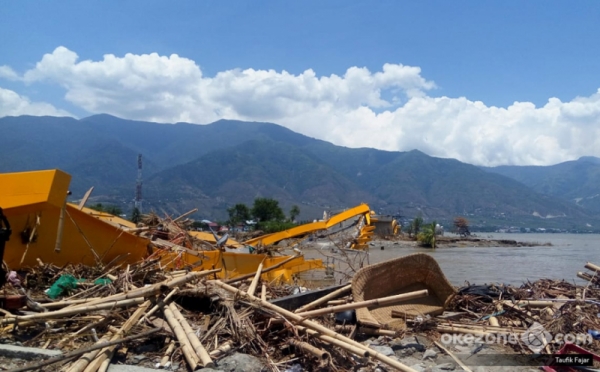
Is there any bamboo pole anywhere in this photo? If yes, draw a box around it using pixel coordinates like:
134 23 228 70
54 201 65 253
360 328 397 337
66 332 112 372
296 290 428 318
163 305 199 370
288 339 331 361
96 353 113 372
294 284 352 313
58 318 108 348
209 341 232 358
173 208 199 222
327 299 348 306
159 340 176 368
500 300 555 308
0 298 145 326
41 297 103 310
69 269 220 310
436 322 525 333
261 284 267 301
168 303 214 368
247 259 265 297
6 328 161 372
83 300 152 372
334 325 353 333
78 187 95 210
224 255 301 284
138 288 179 325
211 280 418 372
585 262 600 272
296 325 368 358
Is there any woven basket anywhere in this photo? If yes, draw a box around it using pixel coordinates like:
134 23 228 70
351 253 456 328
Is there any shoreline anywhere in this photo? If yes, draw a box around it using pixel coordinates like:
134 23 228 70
373 235 552 248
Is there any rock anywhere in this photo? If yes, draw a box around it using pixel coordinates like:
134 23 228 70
283 364 302 372
433 362 455 370
391 337 427 358
423 349 437 360
369 345 395 356
409 363 427 372
0 344 62 360
217 352 266 372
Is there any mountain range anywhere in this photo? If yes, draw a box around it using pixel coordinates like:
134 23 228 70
2 114 600 230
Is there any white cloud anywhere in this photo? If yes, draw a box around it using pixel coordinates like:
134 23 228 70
7 46 600 166
0 66 19 81
0 87 72 117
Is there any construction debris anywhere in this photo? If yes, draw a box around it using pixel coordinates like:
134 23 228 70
0 252 598 372
1 170 599 371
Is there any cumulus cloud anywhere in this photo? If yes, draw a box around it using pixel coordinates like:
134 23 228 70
5 46 600 166
0 87 72 117
0 66 19 81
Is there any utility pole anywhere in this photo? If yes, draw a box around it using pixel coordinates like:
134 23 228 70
135 154 143 214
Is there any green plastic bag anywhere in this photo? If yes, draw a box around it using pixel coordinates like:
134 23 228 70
93 278 112 286
46 274 82 299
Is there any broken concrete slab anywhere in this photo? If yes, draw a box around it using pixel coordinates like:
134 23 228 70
0 343 62 360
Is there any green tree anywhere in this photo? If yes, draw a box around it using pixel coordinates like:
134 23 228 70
90 203 104 212
289 205 300 222
227 203 251 226
191 221 208 230
89 203 122 216
130 207 141 224
251 198 285 222
417 221 437 248
104 205 123 216
411 215 423 236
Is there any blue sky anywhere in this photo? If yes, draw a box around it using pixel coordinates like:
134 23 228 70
1 1 600 166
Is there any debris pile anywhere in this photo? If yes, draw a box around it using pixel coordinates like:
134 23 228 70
0 257 598 371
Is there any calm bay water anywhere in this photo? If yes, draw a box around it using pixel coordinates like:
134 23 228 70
355 233 600 286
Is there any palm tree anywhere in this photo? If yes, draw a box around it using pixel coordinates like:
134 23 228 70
417 221 437 248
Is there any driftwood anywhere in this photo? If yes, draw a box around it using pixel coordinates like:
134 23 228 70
211 280 419 372
247 259 265 297
67 269 220 310
434 340 473 372
295 325 368 358
296 290 428 318
261 284 267 301
288 338 331 361
159 339 176 368
6 328 161 372
585 262 600 272
209 341 232 358
294 284 351 313
0 298 145 326
66 332 112 372
163 304 199 370
360 327 397 337
168 302 214 367
84 300 152 372
138 288 179 325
